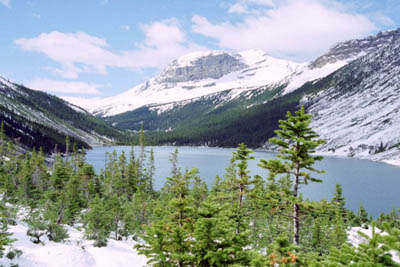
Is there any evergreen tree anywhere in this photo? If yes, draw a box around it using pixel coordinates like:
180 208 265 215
146 148 155 194
126 147 139 198
193 194 252 266
332 183 346 221
106 193 124 240
0 121 5 166
0 199 14 258
135 204 170 266
137 149 198 266
84 195 111 247
18 156 38 206
64 174 85 224
259 106 325 245
358 204 371 228
267 234 300 266
232 143 254 219
329 207 347 248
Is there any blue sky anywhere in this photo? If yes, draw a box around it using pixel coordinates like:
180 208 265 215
1 0 399 99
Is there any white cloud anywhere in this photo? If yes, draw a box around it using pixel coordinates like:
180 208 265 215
120 25 130 31
27 79 103 95
15 19 206 79
61 96 102 111
228 0 275 14
194 0 377 61
32 13 41 19
242 0 274 6
228 3 249 14
0 0 11 8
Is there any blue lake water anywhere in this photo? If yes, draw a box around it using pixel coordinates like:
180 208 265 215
85 146 400 218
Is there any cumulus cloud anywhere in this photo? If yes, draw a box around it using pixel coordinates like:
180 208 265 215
0 0 11 8
15 19 206 79
194 0 377 61
27 79 102 95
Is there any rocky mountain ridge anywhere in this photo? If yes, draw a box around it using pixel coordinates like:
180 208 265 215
304 35 400 164
98 28 400 165
70 29 400 119
0 77 119 153
76 49 301 117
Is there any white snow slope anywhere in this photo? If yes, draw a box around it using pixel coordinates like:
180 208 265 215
348 226 400 263
69 50 303 117
66 48 359 118
0 221 148 267
2 220 399 266
305 37 400 165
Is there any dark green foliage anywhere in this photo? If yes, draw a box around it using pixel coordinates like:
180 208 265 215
259 106 325 245
136 165 200 266
192 195 253 266
267 234 300 266
64 174 85 224
0 201 14 258
84 195 111 247
357 204 371 227
332 183 347 220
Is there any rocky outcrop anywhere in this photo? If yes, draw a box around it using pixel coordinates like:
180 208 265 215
310 28 400 69
156 52 248 83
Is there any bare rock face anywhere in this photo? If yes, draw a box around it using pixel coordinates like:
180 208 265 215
156 52 248 84
310 28 400 69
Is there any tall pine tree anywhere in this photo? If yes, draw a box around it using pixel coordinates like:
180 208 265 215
259 106 325 245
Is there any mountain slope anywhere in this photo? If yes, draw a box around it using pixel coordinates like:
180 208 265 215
305 35 400 163
0 77 120 153
103 28 400 160
73 29 400 118
72 50 301 117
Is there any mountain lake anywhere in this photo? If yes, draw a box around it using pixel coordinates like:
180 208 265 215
86 146 400 218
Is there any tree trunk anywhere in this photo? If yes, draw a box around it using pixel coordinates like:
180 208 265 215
293 141 300 245
293 202 299 245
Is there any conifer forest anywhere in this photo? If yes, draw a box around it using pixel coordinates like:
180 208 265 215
0 108 399 266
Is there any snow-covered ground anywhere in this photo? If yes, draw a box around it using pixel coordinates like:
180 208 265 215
0 221 148 267
348 226 400 263
1 212 399 266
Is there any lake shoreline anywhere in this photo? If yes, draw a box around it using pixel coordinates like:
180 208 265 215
86 146 400 217
90 144 400 168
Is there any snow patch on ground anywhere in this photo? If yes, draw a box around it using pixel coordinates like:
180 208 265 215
0 76 17 91
348 226 400 263
0 221 148 267
283 61 347 95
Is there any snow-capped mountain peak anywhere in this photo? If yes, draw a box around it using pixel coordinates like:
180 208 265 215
84 49 301 117
66 28 400 117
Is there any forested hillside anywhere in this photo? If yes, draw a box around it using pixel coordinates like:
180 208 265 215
0 77 122 153
117 74 335 148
